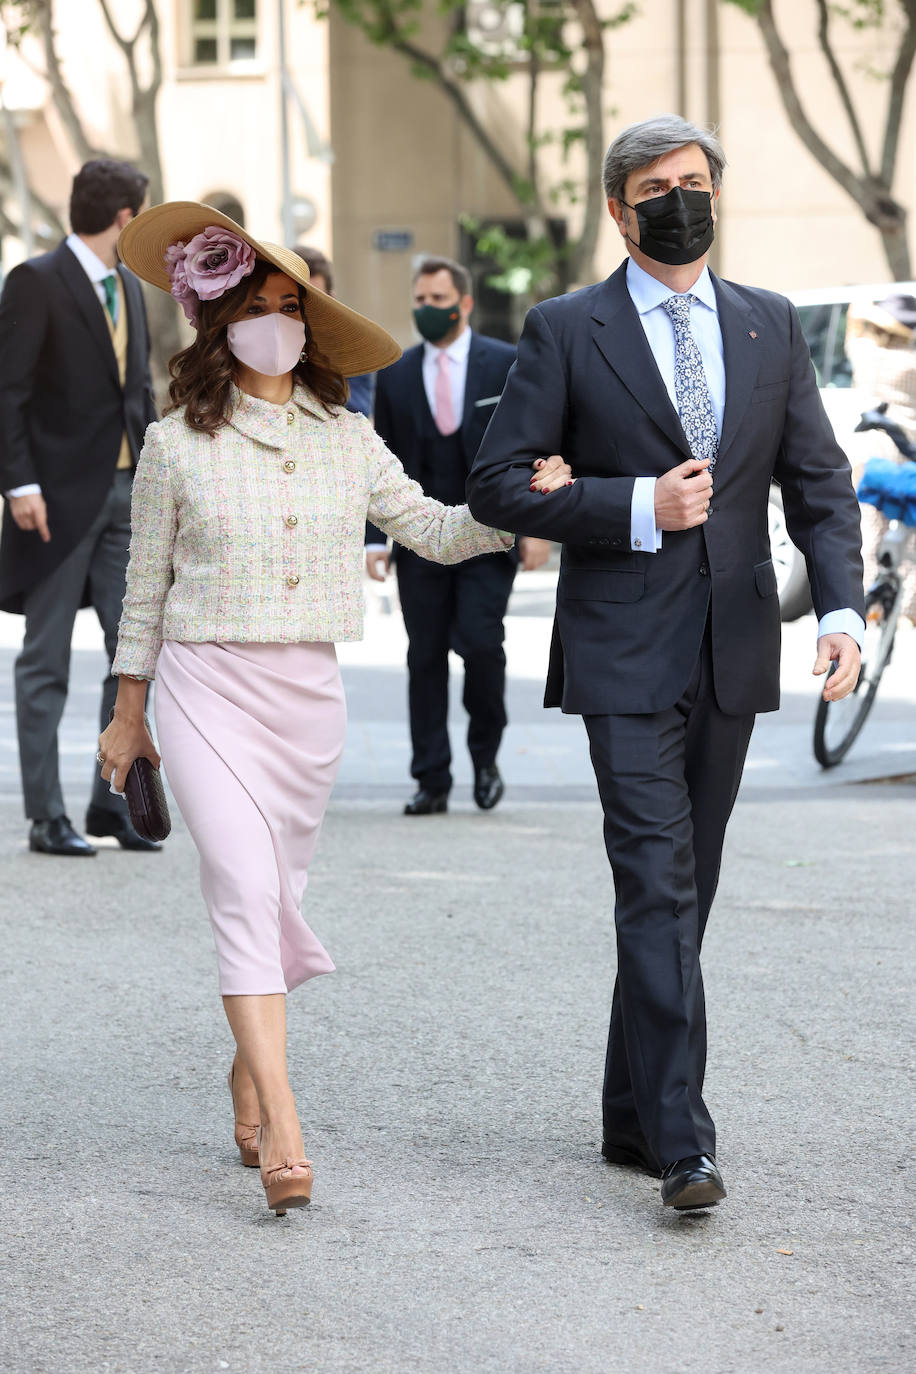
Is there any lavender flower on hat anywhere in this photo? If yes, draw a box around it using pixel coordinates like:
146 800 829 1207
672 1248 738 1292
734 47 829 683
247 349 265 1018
164 226 256 325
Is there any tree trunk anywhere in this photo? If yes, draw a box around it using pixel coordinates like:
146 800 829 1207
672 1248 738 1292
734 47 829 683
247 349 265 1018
96 0 179 385
877 222 912 280
568 0 606 286
752 0 914 281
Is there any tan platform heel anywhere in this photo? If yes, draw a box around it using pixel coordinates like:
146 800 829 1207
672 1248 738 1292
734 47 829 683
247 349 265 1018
227 1065 260 1168
256 1128 313 1215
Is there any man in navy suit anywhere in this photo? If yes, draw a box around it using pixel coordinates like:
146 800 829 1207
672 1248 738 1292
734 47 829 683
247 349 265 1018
366 255 549 815
468 117 864 1210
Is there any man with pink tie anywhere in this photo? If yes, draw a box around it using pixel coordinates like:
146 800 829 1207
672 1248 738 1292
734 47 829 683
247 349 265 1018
366 255 550 814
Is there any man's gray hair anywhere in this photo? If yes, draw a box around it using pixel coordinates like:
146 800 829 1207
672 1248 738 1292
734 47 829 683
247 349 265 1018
602 115 726 203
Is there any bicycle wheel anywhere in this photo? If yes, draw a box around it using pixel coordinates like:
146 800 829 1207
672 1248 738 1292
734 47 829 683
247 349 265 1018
813 581 901 767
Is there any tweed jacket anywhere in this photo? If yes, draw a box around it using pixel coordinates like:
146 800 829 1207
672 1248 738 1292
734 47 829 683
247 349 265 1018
112 385 510 678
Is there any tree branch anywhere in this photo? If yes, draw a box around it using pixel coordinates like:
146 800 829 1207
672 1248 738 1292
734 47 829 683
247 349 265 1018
880 0 916 185
755 0 864 204
389 32 526 204
814 0 871 175
34 0 97 161
0 155 66 238
568 0 606 283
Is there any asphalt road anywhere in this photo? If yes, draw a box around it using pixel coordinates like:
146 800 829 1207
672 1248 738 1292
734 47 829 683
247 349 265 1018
0 576 913 1373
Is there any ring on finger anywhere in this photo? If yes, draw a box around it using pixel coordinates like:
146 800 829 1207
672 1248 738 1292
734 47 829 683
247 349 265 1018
96 751 105 765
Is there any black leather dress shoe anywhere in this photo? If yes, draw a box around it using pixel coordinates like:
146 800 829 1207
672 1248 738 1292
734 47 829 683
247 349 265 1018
85 805 162 852
473 764 504 811
601 1138 662 1178
660 1154 726 1210
29 816 96 857
403 788 449 816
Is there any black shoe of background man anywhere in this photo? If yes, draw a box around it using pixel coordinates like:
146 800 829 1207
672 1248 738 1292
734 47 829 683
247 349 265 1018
29 816 96 857
85 804 162 852
473 764 504 811
660 1154 726 1210
403 788 449 816
601 1137 662 1178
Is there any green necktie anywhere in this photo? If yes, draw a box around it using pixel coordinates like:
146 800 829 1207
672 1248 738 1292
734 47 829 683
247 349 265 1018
102 273 117 323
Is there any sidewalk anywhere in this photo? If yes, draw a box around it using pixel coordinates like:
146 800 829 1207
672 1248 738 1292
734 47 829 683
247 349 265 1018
0 578 913 1373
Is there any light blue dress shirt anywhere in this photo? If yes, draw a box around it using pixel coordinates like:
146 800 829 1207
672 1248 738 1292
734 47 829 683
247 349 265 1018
626 258 723 552
624 257 862 646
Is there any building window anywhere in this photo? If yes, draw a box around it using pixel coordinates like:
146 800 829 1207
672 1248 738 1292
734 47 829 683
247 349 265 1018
190 0 258 68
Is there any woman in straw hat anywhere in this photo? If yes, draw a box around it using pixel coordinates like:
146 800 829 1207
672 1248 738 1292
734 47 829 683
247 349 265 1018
97 202 516 1216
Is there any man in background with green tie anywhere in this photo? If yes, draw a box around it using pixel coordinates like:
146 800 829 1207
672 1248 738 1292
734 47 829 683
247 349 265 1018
0 158 158 855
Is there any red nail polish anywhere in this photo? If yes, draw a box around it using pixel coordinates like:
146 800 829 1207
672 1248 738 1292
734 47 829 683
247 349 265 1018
566 480 573 486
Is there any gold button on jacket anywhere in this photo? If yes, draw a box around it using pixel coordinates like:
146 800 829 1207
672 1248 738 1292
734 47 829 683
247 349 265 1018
283 459 296 473
286 574 300 587
285 515 298 528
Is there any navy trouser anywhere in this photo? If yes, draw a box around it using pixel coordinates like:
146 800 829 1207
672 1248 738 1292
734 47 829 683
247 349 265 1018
584 629 755 1169
396 549 516 793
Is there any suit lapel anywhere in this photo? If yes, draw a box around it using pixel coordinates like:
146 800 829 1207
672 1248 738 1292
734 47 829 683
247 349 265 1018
713 274 763 463
461 331 484 434
54 242 119 387
590 264 692 460
119 264 140 386
408 344 435 435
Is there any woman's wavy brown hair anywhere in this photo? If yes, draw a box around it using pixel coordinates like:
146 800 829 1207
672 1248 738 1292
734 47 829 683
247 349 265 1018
166 259 349 434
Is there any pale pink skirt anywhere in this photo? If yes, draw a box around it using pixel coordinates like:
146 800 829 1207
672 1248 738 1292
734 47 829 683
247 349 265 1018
154 641 345 995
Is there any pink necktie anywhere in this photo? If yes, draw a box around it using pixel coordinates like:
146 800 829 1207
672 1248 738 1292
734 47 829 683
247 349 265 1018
434 351 457 435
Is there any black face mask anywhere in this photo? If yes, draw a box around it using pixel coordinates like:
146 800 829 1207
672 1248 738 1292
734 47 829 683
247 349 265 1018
622 186 715 266
413 302 461 343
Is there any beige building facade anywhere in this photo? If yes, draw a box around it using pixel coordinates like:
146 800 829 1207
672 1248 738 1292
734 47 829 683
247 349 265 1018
0 1 913 346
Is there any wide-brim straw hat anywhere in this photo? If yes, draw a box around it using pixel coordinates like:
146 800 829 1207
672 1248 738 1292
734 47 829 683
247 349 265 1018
118 201 401 377
847 296 915 342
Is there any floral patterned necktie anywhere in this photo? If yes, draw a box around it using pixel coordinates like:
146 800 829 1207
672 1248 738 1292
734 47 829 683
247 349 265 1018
660 293 718 471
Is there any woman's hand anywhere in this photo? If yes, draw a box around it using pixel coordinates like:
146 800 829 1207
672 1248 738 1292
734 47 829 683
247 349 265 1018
97 681 160 792
530 454 574 494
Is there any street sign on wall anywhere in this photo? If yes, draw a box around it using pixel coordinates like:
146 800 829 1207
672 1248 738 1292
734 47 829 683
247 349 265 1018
372 229 414 253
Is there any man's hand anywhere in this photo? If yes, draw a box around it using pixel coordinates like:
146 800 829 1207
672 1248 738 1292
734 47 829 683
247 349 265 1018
8 493 50 542
813 633 861 702
654 458 712 531
365 550 390 582
519 537 551 571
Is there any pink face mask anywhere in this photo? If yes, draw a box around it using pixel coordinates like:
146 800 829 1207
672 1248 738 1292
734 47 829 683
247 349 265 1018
226 313 306 377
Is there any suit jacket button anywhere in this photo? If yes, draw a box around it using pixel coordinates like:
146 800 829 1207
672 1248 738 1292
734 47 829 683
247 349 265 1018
611 537 622 547
283 459 296 473
286 574 300 587
634 537 643 549
698 563 709 576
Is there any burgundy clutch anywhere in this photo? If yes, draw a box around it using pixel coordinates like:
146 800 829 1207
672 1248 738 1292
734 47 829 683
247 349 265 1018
109 709 171 842
124 754 171 842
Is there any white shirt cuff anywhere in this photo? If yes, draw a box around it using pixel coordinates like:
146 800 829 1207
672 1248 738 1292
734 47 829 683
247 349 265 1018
365 543 388 553
5 483 42 499
631 477 663 552
817 609 865 648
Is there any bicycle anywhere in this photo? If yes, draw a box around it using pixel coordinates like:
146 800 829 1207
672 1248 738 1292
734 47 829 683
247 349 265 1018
813 402 916 768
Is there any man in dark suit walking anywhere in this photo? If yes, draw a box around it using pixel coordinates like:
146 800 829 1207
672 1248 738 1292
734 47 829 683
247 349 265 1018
467 116 864 1210
366 254 549 815
0 158 158 855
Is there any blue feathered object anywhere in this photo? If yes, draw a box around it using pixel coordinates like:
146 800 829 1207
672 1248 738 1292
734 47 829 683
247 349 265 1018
857 458 916 527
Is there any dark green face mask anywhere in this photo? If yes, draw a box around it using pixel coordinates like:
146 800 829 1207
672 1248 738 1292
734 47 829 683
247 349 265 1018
413 302 461 343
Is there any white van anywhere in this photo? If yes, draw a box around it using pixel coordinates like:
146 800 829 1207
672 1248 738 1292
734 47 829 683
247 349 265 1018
771 282 916 619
